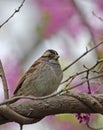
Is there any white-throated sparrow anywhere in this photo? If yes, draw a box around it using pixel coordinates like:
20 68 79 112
13 49 63 97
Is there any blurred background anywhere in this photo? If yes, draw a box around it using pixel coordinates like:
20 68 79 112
0 0 103 130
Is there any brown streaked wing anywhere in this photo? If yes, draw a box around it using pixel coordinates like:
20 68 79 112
13 59 42 95
13 74 26 94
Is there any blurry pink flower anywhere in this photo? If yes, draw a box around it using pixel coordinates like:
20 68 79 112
75 113 91 124
3 57 21 97
69 76 102 94
95 0 103 11
37 0 76 37
58 122 75 130
35 0 103 39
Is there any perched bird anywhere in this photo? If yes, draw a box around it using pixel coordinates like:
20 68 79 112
13 49 63 97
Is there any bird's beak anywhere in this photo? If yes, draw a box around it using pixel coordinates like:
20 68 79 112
55 55 59 60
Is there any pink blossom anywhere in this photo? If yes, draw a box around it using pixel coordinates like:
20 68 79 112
58 123 75 130
35 0 103 40
37 0 76 37
3 57 21 97
95 0 103 11
75 113 91 124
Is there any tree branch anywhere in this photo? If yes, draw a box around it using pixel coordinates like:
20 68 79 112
0 92 103 125
0 0 26 29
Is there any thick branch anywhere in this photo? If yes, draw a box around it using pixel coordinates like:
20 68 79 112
0 92 103 125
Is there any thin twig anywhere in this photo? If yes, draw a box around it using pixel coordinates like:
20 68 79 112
83 65 91 94
63 41 103 72
89 59 102 71
61 59 103 84
61 69 87 84
0 60 9 99
86 70 91 94
62 59 103 95
0 93 62 105
92 11 103 22
0 0 26 28
64 76 76 89
0 88 69 105
66 74 103 91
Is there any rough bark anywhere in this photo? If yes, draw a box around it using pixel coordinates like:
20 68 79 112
0 91 103 125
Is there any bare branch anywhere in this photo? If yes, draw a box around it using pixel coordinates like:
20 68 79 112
83 65 91 94
92 11 103 22
63 63 103 91
0 92 62 105
65 74 103 91
61 69 87 84
0 0 26 29
63 41 103 72
0 60 9 99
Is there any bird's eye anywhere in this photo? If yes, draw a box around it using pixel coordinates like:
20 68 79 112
49 53 54 58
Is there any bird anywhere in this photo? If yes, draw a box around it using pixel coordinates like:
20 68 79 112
13 49 63 97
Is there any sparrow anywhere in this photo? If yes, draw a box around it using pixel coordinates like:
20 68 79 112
13 49 63 97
